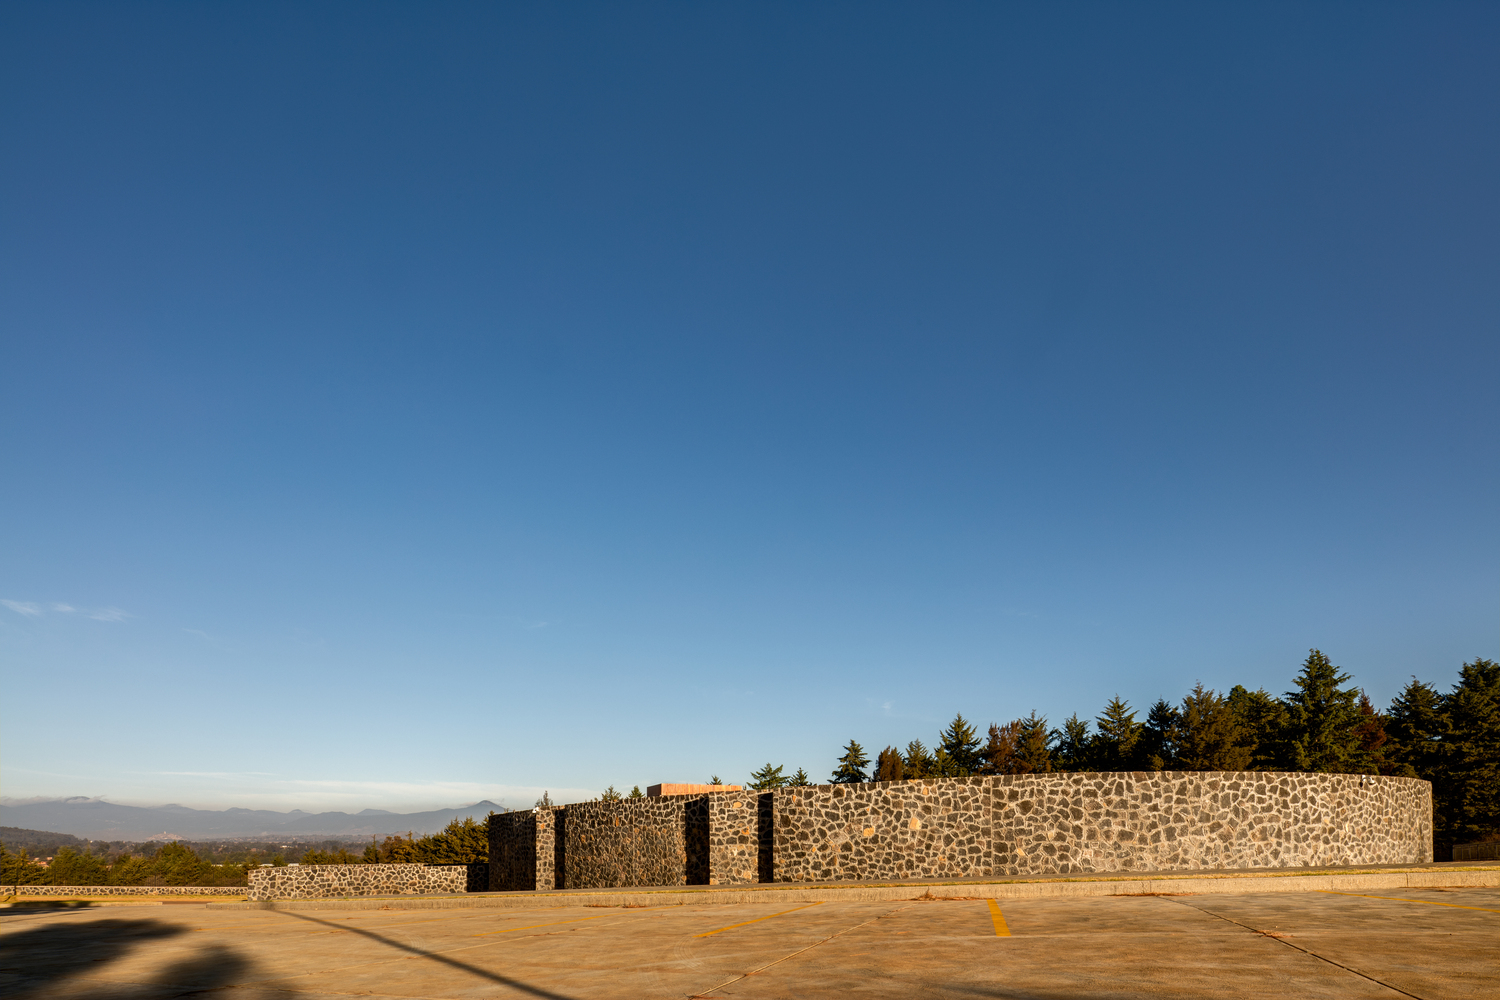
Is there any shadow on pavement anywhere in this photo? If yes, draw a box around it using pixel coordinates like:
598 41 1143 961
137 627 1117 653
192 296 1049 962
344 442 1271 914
1 916 182 997
279 910 584 1000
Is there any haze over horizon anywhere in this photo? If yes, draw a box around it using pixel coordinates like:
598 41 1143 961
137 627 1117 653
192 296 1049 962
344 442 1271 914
3 3 1497 812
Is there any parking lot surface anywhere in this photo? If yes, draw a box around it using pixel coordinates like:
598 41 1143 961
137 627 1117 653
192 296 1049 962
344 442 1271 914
3 886 1496 998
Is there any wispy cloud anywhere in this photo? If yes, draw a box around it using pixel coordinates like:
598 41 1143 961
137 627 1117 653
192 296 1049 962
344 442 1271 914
1 599 131 621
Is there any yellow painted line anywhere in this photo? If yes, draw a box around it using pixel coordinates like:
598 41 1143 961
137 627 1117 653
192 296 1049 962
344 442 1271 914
1318 891 1500 914
987 899 1011 937
694 901 824 938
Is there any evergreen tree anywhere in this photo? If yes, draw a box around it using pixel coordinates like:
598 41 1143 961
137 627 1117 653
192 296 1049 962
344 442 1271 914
1284 649 1363 772
787 767 813 786
535 791 553 808
1051 714 1092 771
872 746 906 782
830 740 870 783
903 740 934 778
1016 712 1053 773
41 846 110 886
628 785 645 799
1094 697 1141 770
599 786 623 802
1351 692 1397 775
749 763 788 790
1140 699 1182 771
1227 685 1290 769
1439 658 1500 852
1175 684 1254 772
938 713 982 775
1387 677 1444 779
363 838 381 863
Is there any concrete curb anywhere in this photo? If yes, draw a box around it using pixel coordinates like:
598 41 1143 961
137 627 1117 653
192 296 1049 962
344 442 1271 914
207 865 1500 911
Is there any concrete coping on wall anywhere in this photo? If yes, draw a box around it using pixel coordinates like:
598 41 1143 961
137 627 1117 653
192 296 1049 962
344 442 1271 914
207 861 1500 911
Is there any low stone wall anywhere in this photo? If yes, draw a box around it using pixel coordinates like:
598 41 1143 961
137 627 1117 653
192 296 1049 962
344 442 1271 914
4 884 247 896
246 864 476 901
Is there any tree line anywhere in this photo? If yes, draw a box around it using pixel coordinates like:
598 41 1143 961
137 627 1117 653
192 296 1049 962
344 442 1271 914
0 816 496 888
746 652 1498 859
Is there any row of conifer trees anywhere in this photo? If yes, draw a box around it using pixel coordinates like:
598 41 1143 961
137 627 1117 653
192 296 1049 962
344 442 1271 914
746 652 1498 859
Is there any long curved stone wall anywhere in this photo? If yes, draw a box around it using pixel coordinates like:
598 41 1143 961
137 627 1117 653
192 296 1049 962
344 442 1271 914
773 772 1431 883
490 772 1431 890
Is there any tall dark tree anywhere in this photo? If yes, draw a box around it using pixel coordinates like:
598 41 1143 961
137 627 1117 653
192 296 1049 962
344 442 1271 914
1284 649 1363 773
872 746 906 782
903 740 935 778
980 721 1023 774
1351 692 1397 775
1139 699 1182 771
1051 714 1092 772
1094 697 1141 770
1016 712 1053 774
1439 658 1500 853
1387 677 1446 779
1227 685 1290 769
938 713 982 775
1175 684 1254 772
830 740 870 784
787 767 813 787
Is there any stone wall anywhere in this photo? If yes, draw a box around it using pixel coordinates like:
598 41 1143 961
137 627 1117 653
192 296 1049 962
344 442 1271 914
486 773 1431 892
563 797 708 888
4 885 247 896
707 790 771 885
247 863 472 900
774 777 992 882
771 772 1432 883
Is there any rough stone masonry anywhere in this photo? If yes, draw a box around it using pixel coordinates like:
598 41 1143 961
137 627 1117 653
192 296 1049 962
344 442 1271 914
489 771 1431 892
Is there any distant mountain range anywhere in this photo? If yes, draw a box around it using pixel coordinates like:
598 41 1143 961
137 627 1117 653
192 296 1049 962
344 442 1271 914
0 797 508 842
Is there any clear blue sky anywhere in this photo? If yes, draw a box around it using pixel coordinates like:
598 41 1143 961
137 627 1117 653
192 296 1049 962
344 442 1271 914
2 2 1496 812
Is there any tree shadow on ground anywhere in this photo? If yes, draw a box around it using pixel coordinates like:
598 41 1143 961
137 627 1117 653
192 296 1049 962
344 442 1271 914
0 915 266 999
278 910 584 1000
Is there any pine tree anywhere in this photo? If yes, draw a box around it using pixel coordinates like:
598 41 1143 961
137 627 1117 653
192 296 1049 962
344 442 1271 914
1175 683 1254 772
1351 692 1396 775
749 763 788 790
628 785 645 799
1094 697 1141 770
1227 685 1290 769
1439 658 1500 852
830 740 870 783
1051 714 1092 771
600 786 622 801
787 767 813 786
938 713 982 775
363 838 381 863
1140 699 1182 770
903 740 934 778
1387 677 1445 779
1017 712 1053 773
1284 649 1363 772
535 791 553 808
872 746 905 782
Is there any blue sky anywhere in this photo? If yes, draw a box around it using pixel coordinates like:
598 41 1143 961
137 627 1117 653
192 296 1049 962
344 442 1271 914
2 2 1496 812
